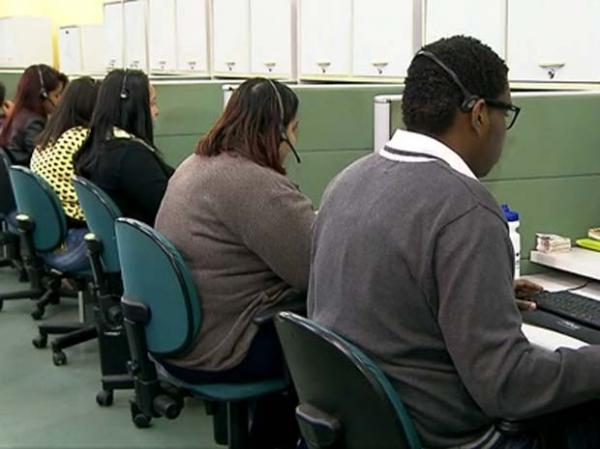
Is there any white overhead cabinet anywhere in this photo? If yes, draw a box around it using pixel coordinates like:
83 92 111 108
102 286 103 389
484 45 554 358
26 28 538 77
148 0 177 72
212 0 251 75
59 25 105 74
103 1 124 70
124 0 148 70
250 0 293 77
507 0 600 82
300 0 352 78
352 0 414 78
59 26 82 74
425 0 506 59
175 0 209 73
0 17 52 68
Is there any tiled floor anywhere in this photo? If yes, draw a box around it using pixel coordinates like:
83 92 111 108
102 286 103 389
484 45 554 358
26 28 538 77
0 267 220 449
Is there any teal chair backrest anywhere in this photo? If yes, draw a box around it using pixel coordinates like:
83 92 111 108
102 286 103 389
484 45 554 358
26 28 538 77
115 218 201 356
9 166 67 252
73 176 122 273
275 312 422 449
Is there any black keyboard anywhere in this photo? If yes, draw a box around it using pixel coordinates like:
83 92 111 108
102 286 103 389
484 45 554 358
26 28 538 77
534 290 600 331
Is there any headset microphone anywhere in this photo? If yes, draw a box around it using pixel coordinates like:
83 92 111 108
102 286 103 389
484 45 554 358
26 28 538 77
265 79 301 164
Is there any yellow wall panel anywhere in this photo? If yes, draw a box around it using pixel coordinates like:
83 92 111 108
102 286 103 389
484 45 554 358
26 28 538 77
0 0 105 66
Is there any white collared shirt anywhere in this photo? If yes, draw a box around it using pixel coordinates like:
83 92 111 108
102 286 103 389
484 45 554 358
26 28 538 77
379 129 478 181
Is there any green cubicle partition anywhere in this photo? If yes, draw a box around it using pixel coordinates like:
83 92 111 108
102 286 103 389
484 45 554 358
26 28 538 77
154 81 402 203
388 91 600 274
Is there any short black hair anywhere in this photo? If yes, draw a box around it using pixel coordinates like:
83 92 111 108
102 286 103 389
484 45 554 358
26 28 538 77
402 35 509 136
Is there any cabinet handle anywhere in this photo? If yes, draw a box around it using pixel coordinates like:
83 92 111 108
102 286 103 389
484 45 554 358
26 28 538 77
130 60 140 69
107 58 116 69
264 62 277 73
538 62 565 80
225 61 236 71
158 60 166 70
372 61 389 75
188 60 197 70
317 61 331 74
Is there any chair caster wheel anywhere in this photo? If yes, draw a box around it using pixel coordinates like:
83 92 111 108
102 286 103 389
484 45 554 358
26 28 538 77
0 300 3 311
96 390 114 407
31 309 44 320
32 334 48 349
130 401 151 428
52 351 67 366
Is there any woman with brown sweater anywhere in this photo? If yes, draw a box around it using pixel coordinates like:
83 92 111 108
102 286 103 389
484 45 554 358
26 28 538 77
155 78 314 449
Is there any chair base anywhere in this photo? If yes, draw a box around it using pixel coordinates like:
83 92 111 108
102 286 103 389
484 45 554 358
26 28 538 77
33 323 98 366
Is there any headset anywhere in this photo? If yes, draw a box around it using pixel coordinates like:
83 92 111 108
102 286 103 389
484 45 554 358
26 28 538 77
36 64 60 110
265 79 301 164
120 69 129 100
36 65 49 100
414 50 479 113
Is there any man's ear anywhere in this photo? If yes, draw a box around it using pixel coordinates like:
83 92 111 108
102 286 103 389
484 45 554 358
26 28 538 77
470 98 487 136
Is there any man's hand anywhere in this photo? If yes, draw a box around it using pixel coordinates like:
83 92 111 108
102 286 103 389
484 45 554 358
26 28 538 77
514 278 544 311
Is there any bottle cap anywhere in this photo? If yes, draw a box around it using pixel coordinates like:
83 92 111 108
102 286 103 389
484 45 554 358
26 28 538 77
501 204 519 222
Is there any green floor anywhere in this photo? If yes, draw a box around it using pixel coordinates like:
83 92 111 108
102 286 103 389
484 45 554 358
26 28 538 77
0 267 220 449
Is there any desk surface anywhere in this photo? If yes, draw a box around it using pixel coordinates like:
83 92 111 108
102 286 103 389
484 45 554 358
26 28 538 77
521 272 600 350
530 247 600 281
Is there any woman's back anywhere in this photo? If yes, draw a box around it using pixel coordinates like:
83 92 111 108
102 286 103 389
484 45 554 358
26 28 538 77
30 126 89 222
155 152 314 371
82 129 172 225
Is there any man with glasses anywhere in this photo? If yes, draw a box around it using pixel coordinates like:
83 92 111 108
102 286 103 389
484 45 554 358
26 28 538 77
308 36 600 448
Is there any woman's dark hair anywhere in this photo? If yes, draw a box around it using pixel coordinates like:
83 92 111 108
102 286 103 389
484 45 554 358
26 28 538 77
74 69 154 174
197 78 299 175
37 77 100 150
0 64 68 147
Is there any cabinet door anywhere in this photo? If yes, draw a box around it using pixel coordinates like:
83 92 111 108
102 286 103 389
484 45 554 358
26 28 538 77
59 26 83 74
213 0 250 74
425 0 506 58
250 0 292 77
352 0 413 78
0 19 9 66
149 0 177 72
300 0 352 77
124 0 148 70
104 2 124 70
175 0 208 73
508 0 600 82
80 24 106 74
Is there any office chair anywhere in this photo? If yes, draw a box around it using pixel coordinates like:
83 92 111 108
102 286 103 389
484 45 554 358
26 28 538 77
72 176 133 406
0 150 29 309
8 166 97 366
115 217 289 449
275 313 565 449
274 312 422 449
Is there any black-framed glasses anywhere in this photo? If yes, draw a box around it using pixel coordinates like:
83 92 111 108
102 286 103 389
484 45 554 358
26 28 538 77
415 50 521 130
484 98 521 130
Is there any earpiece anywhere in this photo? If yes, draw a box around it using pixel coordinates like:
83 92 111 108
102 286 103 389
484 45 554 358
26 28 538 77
415 50 479 113
37 65 49 100
120 70 129 100
265 79 301 164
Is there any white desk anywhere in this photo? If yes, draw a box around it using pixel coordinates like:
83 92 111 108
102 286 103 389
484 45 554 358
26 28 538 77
521 272 600 350
530 247 600 281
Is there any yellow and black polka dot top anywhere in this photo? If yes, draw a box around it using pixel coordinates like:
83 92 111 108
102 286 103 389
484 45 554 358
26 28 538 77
30 126 89 222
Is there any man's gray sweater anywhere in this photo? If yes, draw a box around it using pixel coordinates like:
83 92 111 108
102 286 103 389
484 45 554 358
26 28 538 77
308 153 600 448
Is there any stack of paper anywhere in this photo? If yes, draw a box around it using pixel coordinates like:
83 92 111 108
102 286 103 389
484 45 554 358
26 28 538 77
536 234 571 253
